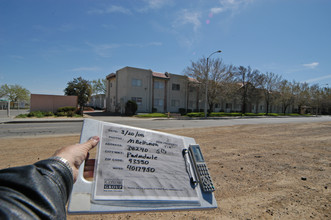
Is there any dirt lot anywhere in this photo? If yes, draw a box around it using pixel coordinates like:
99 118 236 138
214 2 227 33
0 122 330 219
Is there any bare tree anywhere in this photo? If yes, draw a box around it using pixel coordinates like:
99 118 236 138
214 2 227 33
235 66 260 114
277 80 295 114
91 79 107 95
255 72 282 115
184 57 235 112
293 82 310 114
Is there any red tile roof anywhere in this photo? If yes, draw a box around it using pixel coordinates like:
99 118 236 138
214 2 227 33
152 72 170 79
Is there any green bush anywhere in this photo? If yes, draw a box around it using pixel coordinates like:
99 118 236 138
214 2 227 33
179 108 186 115
210 112 242 117
57 106 77 113
267 113 280 116
187 112 205 117
125 100 138 116
67 111 75 117
16 114 28 118
136 113 167 118
44 111 54 117
56 112 67 117
244 113 266 116
28 111 44 118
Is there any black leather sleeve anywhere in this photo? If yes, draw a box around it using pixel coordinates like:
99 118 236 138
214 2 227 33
0 159 74 220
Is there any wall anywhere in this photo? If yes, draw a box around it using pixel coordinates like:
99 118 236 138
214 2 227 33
30 94 77 113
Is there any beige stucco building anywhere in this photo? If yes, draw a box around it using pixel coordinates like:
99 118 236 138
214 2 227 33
106 66 201 114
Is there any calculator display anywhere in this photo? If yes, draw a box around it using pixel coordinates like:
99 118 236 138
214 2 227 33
190 145 205 162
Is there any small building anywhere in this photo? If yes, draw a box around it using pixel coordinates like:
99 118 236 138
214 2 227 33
30 94 78 113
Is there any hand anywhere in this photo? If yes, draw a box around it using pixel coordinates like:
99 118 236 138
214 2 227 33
53 136 99 182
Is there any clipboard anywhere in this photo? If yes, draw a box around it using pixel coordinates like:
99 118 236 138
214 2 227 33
68 118 217 214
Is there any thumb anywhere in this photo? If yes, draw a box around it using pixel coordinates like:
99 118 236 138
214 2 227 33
81 136 100 153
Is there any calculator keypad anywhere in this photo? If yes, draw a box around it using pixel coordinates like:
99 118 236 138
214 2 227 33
197 164 215 192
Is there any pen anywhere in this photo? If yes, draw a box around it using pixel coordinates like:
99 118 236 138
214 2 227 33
182 149 197 185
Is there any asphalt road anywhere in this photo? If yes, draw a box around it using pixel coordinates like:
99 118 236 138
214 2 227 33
1 116 331 138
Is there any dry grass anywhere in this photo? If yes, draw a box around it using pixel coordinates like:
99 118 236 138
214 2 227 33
1 122 330 219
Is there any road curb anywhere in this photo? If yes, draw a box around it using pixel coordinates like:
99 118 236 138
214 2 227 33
2 119 84 124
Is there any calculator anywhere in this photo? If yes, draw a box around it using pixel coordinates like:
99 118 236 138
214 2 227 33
188 144 215 192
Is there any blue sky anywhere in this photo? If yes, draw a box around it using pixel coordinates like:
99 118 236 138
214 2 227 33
1 0 330 95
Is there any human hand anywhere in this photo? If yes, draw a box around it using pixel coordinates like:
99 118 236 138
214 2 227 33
53 136 99 182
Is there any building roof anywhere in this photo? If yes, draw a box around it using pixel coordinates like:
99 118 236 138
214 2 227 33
152 72 170 79
106 73 116 79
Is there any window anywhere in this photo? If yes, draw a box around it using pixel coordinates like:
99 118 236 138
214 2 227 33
132 79 142 87
172 83 180 91
154 81 164 89
110 82 112 87
154 98 163 107
171 99 180 107
215 103 220 108
131 97 142 105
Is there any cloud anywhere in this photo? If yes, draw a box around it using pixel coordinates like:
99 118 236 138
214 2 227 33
173 9 201 32
303 62 319 69
88 5 131 15
138 0 174 12
210 0 255 15
305 74 331 83
143 0 172 10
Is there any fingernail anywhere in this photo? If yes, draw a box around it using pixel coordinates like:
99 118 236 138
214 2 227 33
89 136 100 142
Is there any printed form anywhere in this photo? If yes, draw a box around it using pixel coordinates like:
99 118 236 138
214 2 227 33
92 123 199 205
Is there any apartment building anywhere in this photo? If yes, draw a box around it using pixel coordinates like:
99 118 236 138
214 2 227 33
106 66 201 114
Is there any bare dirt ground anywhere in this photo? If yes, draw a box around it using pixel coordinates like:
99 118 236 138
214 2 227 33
0 122 330 219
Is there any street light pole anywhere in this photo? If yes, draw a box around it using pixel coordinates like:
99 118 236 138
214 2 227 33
204 50 222 118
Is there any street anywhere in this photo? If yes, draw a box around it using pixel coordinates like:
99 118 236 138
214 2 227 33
1 115 331 138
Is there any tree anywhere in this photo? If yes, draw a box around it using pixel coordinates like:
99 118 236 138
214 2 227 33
64 77 92 115
256 72 281 115
293 82 310 114
320 86 331 114
277 80 295 114
235 66 260 114
0 84 30 102
184 57 235 112
91 78 107 95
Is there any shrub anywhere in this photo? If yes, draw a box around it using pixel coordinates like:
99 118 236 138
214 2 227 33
56 106 78 117
28 111 44 118
57 106 77 113
187 112 205 117
136 113 167 118
56 112 67 117
210 112 242 117
67 111 76 117
44 111 54 117
244 113 265 116
179 108 186 115
125 100 138 116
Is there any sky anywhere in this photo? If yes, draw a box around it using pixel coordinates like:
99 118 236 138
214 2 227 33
1 0 331 95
